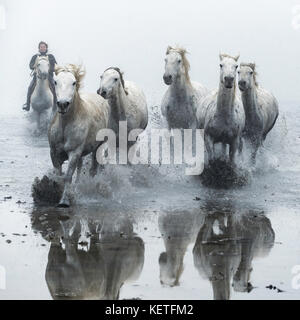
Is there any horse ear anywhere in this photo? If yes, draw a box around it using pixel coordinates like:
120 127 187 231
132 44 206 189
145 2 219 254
219 53 223 61
166 46 172 55
234 54 240 62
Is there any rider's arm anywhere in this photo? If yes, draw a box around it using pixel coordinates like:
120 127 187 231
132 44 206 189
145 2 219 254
48 54 57 73
29 54 38 70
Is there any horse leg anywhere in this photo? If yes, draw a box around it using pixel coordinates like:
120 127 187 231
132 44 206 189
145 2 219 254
36 112 41 132
89 150 99 177
76 157 83 183
229 138 239 167
221 143 227 161
250 142 259 166
237 137 244 163
204 134 215 166
59 150 82 208
238 137 243 155
50 149 63 176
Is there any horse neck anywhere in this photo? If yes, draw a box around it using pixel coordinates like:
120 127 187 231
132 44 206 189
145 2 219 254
108 84 128 122
216 81 236 117
241 85 260 120
170 72 193 97
35 77 50 93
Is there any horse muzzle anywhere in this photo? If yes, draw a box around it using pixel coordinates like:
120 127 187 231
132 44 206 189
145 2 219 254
57 101 70 114
163 74 173 85
238 80 247 91
38 73 48 80
99 89 108 99
224 76 234 89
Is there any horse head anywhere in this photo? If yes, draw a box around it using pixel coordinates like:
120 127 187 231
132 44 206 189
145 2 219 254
98 67 128 99
238 63 258 92
54 64 85 115
163 46 190 85
219 53 240 89
35 56 50 80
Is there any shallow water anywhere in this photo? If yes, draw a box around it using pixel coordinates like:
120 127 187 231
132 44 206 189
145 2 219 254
0 101 300 300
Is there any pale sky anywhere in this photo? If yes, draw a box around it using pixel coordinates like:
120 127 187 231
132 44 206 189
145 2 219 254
0 0 300 114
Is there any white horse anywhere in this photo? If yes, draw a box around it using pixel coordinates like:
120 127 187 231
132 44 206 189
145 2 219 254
159 209 204 287
48 64 110 207
202 54 245 167
31 56 55 130
238 63 279 164
161 46 209 129
98 67 148 145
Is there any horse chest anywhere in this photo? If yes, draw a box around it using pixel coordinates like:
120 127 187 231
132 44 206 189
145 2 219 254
207 117 238 143
51 124 84 154
166 96 196 128
32 84 52 109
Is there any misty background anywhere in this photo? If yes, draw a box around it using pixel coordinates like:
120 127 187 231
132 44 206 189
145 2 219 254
0 0 300 115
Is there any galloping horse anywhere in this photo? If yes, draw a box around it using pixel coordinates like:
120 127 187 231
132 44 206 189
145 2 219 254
31 56 55 130
161 46 208 129
48 64 110 207
97 67 148 160
238 63 279 164
202 54 245 167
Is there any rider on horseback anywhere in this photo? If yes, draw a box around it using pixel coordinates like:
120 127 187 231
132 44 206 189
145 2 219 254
23 41 57 111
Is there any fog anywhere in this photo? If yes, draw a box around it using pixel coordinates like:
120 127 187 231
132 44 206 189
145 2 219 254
0 0 300 115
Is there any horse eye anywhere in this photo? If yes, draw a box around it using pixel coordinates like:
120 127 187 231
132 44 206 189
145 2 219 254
54 81 57 85
250 71 253 75
237 71 240 74
73 82 76 86
178 60 181 64
220 64 223 68
235 65 238 69
114 78 118 82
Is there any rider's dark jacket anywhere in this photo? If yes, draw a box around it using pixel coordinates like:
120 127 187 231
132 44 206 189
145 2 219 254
29 53 57 74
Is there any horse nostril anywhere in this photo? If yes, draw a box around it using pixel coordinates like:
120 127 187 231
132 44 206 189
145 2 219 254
239 81 246 86
163 74 172 83
225 76 234 82
57 101 70 109
101 90 107 98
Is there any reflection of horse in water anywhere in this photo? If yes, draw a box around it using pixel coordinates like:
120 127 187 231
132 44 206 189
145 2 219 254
99 213 144 300
31 208 144 300
233 212 275 292
158 209 204 287
193 205 275 300
46 218 106 299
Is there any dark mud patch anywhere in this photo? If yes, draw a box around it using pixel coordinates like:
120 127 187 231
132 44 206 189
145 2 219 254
32 175 64 205
200 160 250 189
